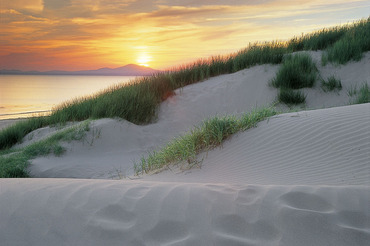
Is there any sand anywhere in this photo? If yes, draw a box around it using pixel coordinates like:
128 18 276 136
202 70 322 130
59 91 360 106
0 51 369 245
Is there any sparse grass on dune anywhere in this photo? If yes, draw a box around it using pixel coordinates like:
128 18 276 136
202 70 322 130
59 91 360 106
134 108 277 175
0 122 90 178
321 76 342 92
350 82 370 104
278 89 306 105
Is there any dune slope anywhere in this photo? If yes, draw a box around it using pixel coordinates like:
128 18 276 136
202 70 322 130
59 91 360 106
1 179 369 246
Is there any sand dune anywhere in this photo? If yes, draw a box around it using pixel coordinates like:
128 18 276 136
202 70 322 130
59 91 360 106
144 103 370 185
0 51 369 245
23 51 370 179
1 179 369 246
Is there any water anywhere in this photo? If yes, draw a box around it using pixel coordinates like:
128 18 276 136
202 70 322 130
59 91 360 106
0 75 136 120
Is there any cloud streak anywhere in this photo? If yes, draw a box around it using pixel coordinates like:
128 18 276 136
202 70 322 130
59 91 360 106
0 0 368 70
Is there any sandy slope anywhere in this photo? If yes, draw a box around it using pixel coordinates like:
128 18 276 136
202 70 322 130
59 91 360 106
144 103 370 185
0 51 369 245
1 179 369 246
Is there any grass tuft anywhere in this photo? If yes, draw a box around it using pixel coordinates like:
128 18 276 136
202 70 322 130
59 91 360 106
134 108 277 175
271 53 318 89
321 75 342 92
277 88 306 105
354 83 370 104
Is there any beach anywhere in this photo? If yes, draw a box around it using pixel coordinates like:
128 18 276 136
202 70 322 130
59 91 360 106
0 50 369 245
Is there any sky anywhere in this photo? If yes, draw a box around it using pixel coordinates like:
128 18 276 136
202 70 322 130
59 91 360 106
0 0 369 71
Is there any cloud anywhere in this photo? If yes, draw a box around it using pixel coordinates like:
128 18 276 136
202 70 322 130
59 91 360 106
43 0 71 10
1 0 368 70
1 0 43 11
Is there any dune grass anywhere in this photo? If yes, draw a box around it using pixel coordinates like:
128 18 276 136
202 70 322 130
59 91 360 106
277 89 306 105
134 108 277 175
287 26 348 52
286 17 370 64
323 18 370 65
348 82 370 104
270 53 317 105
356 83 370 104
321 76 342 92
0 121 90 178
271 53 318 89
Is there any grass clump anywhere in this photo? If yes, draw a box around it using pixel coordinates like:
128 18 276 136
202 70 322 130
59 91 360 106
271 53 318 89
356 83 370 104
134 108 277 175
352 83 370 104
321 75 342 92
271 53 318 105
278 88 306 105
0 122 90 178
347 82 370 104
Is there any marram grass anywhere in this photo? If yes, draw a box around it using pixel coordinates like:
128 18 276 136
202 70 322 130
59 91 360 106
278 88 306 105
321 75 342 92
353 83 370 104
0 121 90 178
134 108 277 175
271 53 318 89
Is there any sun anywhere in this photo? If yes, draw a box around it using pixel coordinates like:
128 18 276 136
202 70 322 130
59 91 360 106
137 53 152 67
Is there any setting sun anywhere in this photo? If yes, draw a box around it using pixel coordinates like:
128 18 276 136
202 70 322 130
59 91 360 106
137 54 152 67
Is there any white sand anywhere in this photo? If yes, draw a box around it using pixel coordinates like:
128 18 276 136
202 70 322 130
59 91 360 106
1 179 369 246
0 51 369 245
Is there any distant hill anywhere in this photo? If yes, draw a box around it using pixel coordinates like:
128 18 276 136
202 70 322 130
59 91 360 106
0 64 161 76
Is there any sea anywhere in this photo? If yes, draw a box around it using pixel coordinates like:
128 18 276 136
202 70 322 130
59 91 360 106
0 75 137 120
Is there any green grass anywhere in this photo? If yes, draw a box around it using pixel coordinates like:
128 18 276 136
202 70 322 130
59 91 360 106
287 26 347 52
323 18 370 64
0 122 90 178
134 108 277 175
278 88 306 105
321 75 342 92
271 53 318 89
347 82 370 104
354 83 370 104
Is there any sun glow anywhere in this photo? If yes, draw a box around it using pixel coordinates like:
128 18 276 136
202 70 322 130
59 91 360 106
137 53 152 67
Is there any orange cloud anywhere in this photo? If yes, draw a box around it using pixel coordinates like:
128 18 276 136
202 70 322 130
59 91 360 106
0 0 368 71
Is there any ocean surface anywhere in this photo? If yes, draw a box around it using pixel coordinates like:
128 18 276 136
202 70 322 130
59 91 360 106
0 75 136 120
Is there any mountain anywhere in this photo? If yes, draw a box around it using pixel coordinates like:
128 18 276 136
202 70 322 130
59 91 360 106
0 64 160 76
